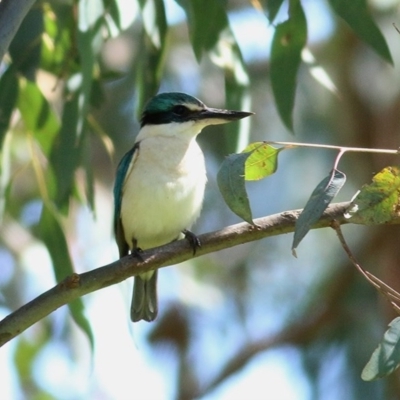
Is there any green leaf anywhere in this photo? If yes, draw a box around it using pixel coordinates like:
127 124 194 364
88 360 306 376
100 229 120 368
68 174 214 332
77 0 107 133
176 0 228 61
345 166 400 225
50 94 82 209
135 0 167 116
0 67 18 147
9 6 43 80
211 29 251 153
260 0 285 23
242 142 283 181
41 3 75 76
362 317 400 380
270 0 307 131
139 0 167 50
217 152 253 224
39 204 94 349
292 169 346 253
328 0 392 64
17 78 60 155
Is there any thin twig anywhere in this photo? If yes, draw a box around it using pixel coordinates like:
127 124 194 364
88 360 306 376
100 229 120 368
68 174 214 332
267 141 400 155
332 220 400 314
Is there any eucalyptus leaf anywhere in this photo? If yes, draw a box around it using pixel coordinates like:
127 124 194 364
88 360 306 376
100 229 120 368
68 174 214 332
270 0 307 131
328 0 392 64
345 166 400 225
292 169 346 253
217 152 254 224
362 317 400 380
242 142 283 181
39 204 94 350
0 67 18 147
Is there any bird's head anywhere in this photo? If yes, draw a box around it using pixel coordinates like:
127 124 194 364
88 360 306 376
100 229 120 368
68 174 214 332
137 92 254 140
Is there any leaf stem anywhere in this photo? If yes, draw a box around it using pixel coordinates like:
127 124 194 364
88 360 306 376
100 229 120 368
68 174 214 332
267 141 400 155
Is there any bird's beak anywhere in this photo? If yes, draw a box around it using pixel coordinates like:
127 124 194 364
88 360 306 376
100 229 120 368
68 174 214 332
195 107 254 126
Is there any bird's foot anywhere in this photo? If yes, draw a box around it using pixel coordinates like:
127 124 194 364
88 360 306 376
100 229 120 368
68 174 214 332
130 247 144 262
183 229 201 255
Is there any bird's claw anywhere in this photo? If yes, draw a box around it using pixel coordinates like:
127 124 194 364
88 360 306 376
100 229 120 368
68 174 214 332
131 247 144 262
182 229 201 255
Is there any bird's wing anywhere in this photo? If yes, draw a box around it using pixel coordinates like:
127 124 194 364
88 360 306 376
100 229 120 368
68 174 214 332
113 142 140 257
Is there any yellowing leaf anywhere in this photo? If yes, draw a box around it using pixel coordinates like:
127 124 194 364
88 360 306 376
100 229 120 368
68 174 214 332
242 142 282 181
346 166 400 225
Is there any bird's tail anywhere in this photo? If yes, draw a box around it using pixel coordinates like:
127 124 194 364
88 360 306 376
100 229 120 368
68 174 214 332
131 271 158 322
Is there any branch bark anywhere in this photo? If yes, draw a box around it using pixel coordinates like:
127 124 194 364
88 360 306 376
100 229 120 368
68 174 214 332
0 202 351 347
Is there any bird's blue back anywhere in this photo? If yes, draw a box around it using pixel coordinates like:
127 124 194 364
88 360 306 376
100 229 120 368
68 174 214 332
113 145 137 234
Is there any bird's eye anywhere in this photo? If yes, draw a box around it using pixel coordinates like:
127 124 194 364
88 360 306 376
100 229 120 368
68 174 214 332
173 105 188 116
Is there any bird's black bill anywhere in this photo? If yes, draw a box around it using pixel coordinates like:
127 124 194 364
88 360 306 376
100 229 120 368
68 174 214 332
197 108 254 122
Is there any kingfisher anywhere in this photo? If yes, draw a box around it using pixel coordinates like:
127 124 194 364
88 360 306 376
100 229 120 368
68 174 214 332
113 92 253 322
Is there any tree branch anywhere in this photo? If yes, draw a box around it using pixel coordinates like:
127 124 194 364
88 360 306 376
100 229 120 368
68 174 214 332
0 0 37 63
0 202 352 347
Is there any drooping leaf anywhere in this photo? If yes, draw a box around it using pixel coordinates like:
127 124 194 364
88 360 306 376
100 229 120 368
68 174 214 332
41 3 75 76
9 6 43 80
103 0 137 32
39 204 94 349
345 166 400 225
270 0 307 131
362 317 400 381
217 152 254 224
176 0 228 61
292 169 346 253
102 0 137 33
14 335 49 385
260 0 285 23
138 0 167 50
0 67 18 147
17 78 60 155
135 0 167 116
210 26 251 153
77 0 105 133
328 0 392 64
242 142 283 181
50 94 82 209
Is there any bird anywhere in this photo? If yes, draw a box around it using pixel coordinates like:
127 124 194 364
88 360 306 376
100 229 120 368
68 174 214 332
113 92 253 322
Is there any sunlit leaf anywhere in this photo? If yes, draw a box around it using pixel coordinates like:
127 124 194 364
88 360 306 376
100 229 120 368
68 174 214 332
242 142 283 181
138 0 167 50
362 317 400 381
292 169 346 254
270 0 307 131
217 152 253 224
328 0 392 64
102 0 137 31
17 78 60 155
345 166 400 225
210 27 251 153
0 67 18 147
39 204 94 349
41 3 75 75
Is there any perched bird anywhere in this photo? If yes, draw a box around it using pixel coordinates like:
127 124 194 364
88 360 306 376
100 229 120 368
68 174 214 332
113 92 253 322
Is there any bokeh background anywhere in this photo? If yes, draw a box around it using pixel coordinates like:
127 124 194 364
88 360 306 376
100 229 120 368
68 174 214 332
1 0 400 398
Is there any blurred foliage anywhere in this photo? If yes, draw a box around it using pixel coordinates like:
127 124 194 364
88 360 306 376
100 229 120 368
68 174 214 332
1 0 400 398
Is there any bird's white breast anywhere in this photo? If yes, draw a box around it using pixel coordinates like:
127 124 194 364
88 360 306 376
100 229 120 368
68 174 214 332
120 135 207 250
